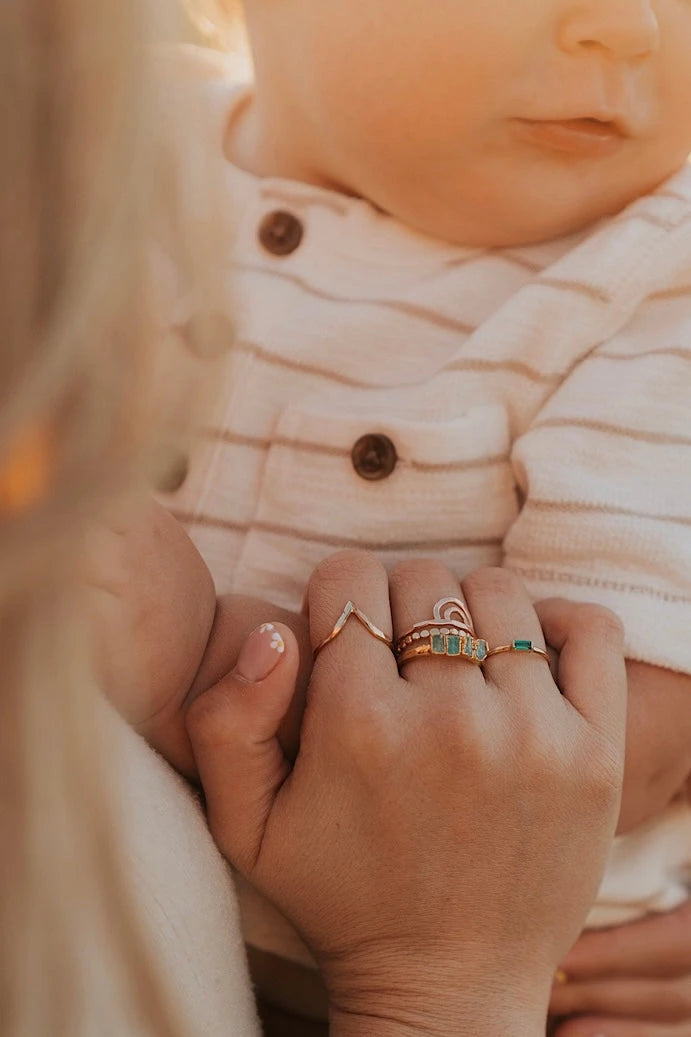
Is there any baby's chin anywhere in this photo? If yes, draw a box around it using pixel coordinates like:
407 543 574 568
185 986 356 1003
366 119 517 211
387 192 631 249
373 163 685 249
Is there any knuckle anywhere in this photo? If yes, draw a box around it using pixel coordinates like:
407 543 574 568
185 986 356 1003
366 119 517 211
389 556 455 590
186 686 238 749
464 565 524 602
309 549 384 599
574 603 624 646
575 741 622 806
340 697 400 766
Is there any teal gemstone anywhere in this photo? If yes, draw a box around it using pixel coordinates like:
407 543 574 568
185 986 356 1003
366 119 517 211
431 633 446 655
446 634 461 656
475 639 488 661
513 640 533 651
463 635 474 657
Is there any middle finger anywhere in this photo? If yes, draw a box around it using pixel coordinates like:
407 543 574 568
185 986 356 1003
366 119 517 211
389 558 485 692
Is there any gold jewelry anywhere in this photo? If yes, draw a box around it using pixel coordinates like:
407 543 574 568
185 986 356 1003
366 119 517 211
485 639 549 662
554 969 569 986
313 600 392 660
395 596 475 655
397 633 489 667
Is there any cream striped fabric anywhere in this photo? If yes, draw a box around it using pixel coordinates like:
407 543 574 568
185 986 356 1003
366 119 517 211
157 49 691 958
161 49 691 676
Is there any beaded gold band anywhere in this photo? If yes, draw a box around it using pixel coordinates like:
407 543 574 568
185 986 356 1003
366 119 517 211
397 633 489 667
395 597 487 667
313 600 393 661
485 639 549 662
395 597 473 652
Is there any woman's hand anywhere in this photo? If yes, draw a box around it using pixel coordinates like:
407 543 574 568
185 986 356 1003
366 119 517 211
186 553 627 1037
550 899 691 1036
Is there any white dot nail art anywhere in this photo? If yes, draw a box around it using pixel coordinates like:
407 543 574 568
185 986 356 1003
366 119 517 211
270 631 285 653
259 623 275 634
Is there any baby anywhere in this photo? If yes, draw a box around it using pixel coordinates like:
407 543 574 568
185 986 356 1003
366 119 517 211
135 0 691 1021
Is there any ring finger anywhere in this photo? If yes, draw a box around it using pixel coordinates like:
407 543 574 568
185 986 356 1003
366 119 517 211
461 567 552 700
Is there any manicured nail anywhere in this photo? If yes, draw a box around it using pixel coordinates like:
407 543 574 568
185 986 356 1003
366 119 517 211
235 623 285 682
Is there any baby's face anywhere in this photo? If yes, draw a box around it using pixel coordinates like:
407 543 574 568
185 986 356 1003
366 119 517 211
248 0 691 245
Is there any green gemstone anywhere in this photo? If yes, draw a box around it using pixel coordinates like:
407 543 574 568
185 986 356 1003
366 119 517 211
463 635 474 657
446 634 461 656
431 633 446 655
513 640 533 651
475 639 488 661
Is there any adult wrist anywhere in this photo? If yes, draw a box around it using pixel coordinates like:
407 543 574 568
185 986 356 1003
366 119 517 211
329 1002 546 1037
325 959 549 1037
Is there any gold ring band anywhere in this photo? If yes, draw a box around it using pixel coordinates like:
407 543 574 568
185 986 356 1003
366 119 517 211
313 600 392 660
397 633 489 667
395 596 475 654
485 639 549 662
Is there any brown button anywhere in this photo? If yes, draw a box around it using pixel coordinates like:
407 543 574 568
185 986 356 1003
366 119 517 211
258 210 304 256
351 433 397 481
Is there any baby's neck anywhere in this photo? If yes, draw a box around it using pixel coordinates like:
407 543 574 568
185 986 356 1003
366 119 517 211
225 87 352 198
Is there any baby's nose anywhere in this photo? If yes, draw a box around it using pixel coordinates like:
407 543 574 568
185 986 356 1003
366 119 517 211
557 0 660 62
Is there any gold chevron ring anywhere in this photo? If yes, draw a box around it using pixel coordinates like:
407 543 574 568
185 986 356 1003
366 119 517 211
313 600 393 660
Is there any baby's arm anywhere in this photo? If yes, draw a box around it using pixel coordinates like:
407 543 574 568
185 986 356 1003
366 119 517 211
85 495 310 778
536 600 691 833
618 659 691 833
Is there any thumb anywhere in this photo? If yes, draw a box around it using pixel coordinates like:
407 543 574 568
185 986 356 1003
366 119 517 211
185 622 299 875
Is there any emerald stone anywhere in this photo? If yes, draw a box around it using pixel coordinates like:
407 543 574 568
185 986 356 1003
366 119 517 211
431 633 446 655
513 640 533 651
475 639 488 661
446 634 461 656
463 635 474 657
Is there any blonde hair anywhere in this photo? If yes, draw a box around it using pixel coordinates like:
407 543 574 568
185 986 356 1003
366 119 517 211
0 0 192 1032
183 0 245 49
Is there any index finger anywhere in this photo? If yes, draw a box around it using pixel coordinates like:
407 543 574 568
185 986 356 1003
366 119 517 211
561 899 691 981
308 550 398 692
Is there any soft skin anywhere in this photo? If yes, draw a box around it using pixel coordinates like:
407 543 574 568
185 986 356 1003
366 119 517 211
87 498 691 1027
186 552 627 1037
86 497 691 835
227 0 691 246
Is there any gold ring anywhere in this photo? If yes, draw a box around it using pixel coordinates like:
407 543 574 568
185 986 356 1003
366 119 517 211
485 639 549 662
395 596 475 653
554 969 569 986
395 597 487 667
313 600 392 660
397 634 489 667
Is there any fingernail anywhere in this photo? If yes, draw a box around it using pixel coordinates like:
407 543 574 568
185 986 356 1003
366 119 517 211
235 623 285 682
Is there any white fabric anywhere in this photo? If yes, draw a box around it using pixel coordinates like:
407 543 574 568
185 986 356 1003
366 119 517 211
111 701 261 1035
157 47 691 959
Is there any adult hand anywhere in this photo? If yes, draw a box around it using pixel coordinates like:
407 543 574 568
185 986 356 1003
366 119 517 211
550 899 691 1036
186 554 627 1037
